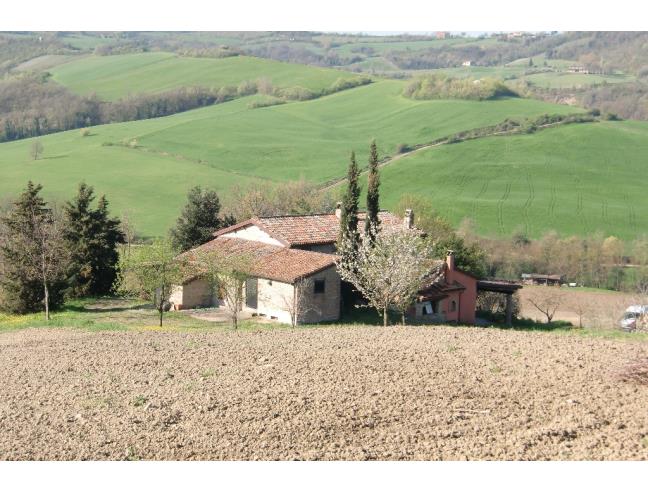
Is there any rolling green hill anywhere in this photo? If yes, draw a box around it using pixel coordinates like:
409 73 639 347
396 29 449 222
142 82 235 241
373 120 648 240
49 52 357 100
0 80 579 237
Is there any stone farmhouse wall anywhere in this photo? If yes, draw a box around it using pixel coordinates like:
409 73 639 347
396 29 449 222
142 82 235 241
169 278 214 309
170 265 341 324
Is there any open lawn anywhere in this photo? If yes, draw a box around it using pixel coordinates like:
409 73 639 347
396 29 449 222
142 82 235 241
1 320 647 460
372 120 648 239
49 52 358 100
0 81 578 237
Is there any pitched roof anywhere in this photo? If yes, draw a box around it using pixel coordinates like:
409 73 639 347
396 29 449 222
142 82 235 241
213 211 408 247
182 236 337 284
417 261 466 300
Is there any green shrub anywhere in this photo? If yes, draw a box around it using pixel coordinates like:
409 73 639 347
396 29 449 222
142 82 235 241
276 86 316 101
328 76 372 93
396 143 413 154
404 74 517 101
248 97 286 109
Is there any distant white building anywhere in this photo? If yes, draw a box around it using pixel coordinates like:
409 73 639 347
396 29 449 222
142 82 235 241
462 60 472 67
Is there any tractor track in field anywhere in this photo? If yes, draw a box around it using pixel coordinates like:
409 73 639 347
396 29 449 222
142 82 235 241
497 182 512 235
472 179 490 223
623 192 637 232
571 174 591 235
548 181 557 223
469 146 492 220
522 169 535 237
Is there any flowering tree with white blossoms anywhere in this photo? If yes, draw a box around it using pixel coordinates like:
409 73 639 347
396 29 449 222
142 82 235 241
336 225 438 326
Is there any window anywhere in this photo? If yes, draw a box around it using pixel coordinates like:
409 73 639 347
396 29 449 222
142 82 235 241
422 301 434 315
313 279 326 294
450 300 457 312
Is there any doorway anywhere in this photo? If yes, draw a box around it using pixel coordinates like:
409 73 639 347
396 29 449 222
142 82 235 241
245 278 258 309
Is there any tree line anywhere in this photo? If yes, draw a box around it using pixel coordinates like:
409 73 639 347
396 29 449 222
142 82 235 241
0 182 124 317
480 230 648 292
0 73 371 143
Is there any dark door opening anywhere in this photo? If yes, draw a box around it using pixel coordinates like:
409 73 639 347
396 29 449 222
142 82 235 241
245 278 258 309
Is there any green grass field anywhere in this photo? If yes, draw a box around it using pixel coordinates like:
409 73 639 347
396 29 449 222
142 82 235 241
521 71 634 88
428 65 529 80
429 64 634 87
372 120 648 239
0 80 579 237
49 52 358 100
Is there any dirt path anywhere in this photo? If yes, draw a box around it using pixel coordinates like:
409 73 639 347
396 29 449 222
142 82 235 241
1 325 647 460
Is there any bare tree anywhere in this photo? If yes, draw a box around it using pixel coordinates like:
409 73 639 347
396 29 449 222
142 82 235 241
275 277 321 328
120 209 137 257
527 286 563 324
30 140 44 160
192 249 252 330
18 207 68 320
337 225 435 326
222 179 335 221
565 292 589 329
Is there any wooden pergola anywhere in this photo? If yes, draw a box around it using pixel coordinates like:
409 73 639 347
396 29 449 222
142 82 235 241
477 279 523 327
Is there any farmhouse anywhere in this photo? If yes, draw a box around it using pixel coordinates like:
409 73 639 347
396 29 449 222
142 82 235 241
171 205 480 325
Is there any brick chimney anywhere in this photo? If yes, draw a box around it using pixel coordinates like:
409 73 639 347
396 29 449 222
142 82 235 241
446 250 455 271
403 209 414 229
335 201 342 219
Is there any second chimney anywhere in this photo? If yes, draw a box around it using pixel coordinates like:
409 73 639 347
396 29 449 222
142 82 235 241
403 209 414 229
446 250 455 271
335 201 342 219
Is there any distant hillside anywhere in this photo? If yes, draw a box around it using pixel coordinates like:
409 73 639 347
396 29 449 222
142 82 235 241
49 52 358 100
0 80 577 237
2 31 648 241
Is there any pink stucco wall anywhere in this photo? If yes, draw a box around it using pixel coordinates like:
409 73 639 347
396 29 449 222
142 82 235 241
445 259 477 325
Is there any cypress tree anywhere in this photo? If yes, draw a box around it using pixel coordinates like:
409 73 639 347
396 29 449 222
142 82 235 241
365 139 381 243
170 186 235 252
0 182 67 314
338 151 361 249
63 183 124 297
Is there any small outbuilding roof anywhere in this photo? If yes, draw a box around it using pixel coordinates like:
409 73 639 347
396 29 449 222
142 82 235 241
182 236 337 284
477 279 523 294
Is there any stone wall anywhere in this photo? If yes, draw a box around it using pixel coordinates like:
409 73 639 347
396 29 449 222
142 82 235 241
298 266 341 324
169 278 214 309
171 266 341 325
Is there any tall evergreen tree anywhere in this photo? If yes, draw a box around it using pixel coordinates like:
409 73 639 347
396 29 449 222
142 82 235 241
93 195 125 294
365 139 381 243
170 186 235 252
0 182 68 315
63 183 124 297
338 151 361 250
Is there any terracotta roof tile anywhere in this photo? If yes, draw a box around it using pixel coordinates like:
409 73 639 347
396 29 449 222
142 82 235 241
213 211 409 246
183 236 337 284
